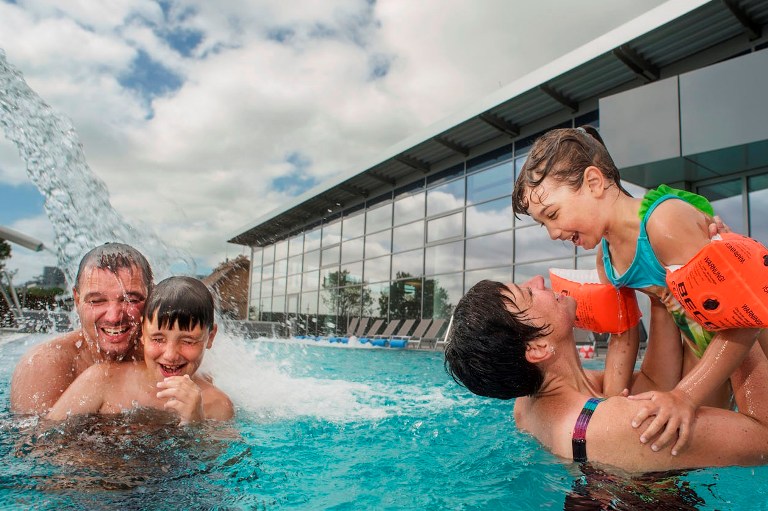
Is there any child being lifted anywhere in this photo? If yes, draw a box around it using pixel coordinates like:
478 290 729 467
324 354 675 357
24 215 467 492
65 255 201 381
48 276 234 424
512 125 762 456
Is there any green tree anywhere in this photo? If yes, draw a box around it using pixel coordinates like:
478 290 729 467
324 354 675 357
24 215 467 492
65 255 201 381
0 239 10 272
385 272 422 320
423 277 454 318
321 269 373 328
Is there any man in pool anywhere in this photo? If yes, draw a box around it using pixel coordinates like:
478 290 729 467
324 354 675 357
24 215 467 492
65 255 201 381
46 276 233 424
10 242 153 415
444 277 768 472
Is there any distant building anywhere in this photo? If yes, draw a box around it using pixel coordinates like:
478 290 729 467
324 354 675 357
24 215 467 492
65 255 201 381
38 266 66 289
229 0 768 336
203 255 251 320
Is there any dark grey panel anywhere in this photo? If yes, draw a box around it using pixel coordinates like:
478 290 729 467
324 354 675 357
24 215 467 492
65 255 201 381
599 77 681 169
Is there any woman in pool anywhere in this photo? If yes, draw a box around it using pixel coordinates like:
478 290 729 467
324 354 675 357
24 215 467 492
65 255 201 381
444 276 766 473
47 276 234 424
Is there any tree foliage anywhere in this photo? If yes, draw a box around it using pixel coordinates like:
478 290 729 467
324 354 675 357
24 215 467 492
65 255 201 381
0 239 10 272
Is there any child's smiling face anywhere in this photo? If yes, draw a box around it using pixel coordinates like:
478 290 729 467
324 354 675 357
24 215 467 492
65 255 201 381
525 175 604 250
141 315 216 380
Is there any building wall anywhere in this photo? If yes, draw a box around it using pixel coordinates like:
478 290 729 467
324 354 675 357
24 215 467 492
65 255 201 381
248 48 768 337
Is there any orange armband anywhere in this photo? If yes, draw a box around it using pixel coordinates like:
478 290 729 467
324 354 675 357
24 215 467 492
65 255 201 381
549 269 642 334
665 233 768 330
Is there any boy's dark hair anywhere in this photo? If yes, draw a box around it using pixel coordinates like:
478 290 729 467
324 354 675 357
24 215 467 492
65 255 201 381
144 276 215 331
443 280 550 400
512 125 631 215
75 242 154 292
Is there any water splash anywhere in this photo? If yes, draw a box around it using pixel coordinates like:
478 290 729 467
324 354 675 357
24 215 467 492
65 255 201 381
0 49 195 286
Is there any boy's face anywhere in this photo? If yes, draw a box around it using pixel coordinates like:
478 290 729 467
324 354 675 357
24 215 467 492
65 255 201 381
74 266 147 359
141 315 217 380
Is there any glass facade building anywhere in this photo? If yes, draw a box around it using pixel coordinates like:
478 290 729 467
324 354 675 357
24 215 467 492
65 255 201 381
232 1 768 338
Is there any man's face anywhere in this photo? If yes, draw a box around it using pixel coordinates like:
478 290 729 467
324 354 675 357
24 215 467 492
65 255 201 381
74 266 148 359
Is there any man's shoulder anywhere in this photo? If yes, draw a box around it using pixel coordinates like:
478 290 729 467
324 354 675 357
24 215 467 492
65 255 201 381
23 330 84 360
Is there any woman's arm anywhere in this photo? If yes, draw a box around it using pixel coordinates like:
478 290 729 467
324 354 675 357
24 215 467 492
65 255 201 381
595 248 639 396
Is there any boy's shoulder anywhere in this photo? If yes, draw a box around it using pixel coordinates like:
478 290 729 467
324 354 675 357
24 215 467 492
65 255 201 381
196 378 235 421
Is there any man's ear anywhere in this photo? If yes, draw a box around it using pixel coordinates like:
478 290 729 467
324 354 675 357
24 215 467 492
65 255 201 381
584 166 606 196
525 340 554 364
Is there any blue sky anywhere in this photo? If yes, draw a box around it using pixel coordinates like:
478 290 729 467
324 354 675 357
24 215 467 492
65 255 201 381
0 0 668 283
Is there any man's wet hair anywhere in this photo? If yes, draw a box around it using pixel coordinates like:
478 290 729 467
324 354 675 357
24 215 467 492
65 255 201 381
144 276 215 332
444 280 550 399
75 242 153 292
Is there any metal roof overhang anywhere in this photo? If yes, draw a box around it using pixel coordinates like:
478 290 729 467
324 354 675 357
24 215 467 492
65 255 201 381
230 0 768 247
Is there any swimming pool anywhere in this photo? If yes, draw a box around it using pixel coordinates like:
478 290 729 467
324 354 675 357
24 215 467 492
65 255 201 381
2 333 768 510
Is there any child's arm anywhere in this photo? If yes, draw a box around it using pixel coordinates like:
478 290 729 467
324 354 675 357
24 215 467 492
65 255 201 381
45 365 107 420
629 296 683 394
630 204 759 454
595 252 640 396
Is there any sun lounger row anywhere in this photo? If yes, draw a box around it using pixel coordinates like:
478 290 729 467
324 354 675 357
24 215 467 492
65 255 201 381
292 317 449 349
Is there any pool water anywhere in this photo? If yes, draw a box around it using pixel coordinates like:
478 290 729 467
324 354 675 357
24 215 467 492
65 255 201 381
2 333 768 510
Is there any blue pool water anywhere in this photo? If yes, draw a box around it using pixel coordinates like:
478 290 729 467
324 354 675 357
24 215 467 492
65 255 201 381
2 333 768 510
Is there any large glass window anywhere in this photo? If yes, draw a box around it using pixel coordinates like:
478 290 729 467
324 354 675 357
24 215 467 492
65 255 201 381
262 244 275 265
425 240 463 276
514 259 573 286
464 267 512 291
388 277 422 319
365 230 391 258
304 250 320 271
392 248 423 279
301 291 318 315
392 221 424 253
251 248 263 267
394 191 425 226
341 237 364 264
467 161 513 205
249 282 261 320
366 282 390 318
287 274 302 294
273 277 286 297
466 197 513 237
341 261 364 286
321 245 340 267
303 270 320 291
273 258 288 278
513 156 536 227
322 219 342 247
305 227 322 251
364 255 390 283
288 234 304 257
465 230 513 270
287 254 302 275
423 272 462 318
275 240 289 261
262 263 274 281
697 179 744 234
749 174 768 245
514 225 574 263
427 212 463 243
426 178 464 217
343 211 365 241
366 202 392 233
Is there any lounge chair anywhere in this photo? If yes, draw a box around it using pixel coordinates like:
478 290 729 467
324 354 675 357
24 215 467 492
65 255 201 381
394 318 431 349
409 318 446 350
370 319 412 347
330 317 369 343
433 316 454 351
357 318 385 344
371 319 400 340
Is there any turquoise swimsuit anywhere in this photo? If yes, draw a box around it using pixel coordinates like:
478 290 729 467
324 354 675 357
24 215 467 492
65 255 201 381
601 185 716 357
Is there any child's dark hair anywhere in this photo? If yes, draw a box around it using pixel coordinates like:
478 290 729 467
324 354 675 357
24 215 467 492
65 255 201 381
144 276 215 331
443 280 550 399
512 125 631 215
75 242 154 292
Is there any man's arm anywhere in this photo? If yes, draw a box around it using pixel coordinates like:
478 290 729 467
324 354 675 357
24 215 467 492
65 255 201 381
10 332 81 415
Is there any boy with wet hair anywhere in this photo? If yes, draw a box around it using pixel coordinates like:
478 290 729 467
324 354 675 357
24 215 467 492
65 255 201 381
47 276 234 424
11 242 153 415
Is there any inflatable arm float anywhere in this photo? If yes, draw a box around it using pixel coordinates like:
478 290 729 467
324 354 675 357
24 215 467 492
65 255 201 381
549 269 641 334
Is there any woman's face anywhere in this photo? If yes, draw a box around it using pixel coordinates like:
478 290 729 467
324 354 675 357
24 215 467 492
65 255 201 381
502 275 577 334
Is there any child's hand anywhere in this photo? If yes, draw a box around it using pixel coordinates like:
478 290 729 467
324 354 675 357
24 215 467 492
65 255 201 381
627 388 696 456
157 375 204 425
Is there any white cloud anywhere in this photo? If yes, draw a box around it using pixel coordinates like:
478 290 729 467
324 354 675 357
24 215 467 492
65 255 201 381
0 0 668 284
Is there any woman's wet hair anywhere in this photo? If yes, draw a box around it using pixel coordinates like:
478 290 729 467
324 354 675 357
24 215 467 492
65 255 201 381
512 125 631 215
443 280 550 399
75 242 154 292
144 276 215 331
